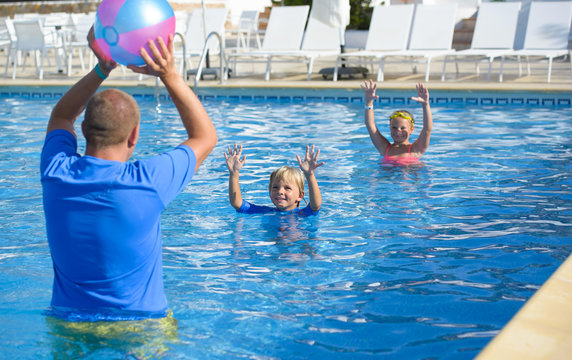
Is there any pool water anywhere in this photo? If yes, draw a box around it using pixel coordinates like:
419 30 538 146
0 90 571 359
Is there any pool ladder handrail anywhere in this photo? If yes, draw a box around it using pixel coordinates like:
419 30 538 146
154 32 187 102
192 31 227 90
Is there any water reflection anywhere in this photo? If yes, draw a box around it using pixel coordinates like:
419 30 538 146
46 313 178 359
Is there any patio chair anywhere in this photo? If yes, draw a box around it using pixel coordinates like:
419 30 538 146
177 7 228 74
226 5 311 80
332 4 415 81
67 13 94 76
9 19 65 79
440 2 521 82
230 10 262 51
377 3 458 82
498 1 572 82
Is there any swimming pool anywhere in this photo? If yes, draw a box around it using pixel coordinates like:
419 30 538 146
0 86 570 359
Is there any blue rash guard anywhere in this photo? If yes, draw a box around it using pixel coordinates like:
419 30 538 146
40 129 196 321
237 200 319 216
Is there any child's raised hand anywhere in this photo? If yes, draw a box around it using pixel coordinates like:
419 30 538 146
296 145 324 176
411 83 429 105
361 79 379 105
224 144 247 174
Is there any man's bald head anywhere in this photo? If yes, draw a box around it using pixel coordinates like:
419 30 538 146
82 89 140 149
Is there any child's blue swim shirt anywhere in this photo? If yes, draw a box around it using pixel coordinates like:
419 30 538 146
237 200 319 216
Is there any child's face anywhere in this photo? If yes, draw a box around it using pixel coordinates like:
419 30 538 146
390 117 414 143
270 178 304 211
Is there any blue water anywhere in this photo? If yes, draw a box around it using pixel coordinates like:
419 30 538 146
0 90 571 359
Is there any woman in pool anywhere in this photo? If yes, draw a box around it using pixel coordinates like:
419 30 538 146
361 80 433 164
224 144 323 216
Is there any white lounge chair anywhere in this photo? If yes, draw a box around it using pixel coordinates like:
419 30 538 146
177 7 228 73
377 4 458 82
441 2 521 82
226 6 311 81
498 1 572 83
259 14 342 81
332 4 415 82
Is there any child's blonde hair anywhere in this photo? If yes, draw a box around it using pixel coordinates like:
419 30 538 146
269 166 305 205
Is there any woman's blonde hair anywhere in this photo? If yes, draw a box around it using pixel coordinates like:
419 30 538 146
268 166 305 204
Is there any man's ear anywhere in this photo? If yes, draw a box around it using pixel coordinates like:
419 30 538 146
127 124 139 148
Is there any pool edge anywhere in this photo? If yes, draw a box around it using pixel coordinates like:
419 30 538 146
476 253 572 360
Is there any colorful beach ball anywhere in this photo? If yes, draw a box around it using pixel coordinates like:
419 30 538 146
94 0 176 66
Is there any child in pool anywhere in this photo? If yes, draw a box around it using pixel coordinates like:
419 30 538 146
361 80 433 164
225 144 323 216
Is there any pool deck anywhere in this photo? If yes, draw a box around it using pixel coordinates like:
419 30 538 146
2 52 572 359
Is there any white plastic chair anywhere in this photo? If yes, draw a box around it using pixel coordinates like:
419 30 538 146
441 2 522 81
498 1 572 82
233 10 262 51
332 5 415 81
66 13 94 76
9 19 65 79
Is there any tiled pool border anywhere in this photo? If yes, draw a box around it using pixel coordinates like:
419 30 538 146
0 86 571 107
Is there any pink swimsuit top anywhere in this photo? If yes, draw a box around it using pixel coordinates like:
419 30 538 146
382 145 420 165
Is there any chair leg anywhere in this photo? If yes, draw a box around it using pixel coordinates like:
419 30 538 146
264 56 271 81
39 50 44 80
546 56 553 83
4 47 12 77
377 58 385 82
440 56 448 81
306 57 314 81
11 50 17 79
499 56 504 82
67 45 72 76
424 58 431 82
333 56 340 82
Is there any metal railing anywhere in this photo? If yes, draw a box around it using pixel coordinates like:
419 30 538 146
192 31 227 90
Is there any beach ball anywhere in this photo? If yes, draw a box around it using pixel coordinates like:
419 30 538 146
94 0 176 66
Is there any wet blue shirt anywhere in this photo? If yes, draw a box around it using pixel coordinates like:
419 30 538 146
237 200 319 216
41 129 196 320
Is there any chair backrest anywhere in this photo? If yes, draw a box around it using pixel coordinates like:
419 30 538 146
301 16 340 51
522 1 572 50
261 5 310 51
364 5 414 51
185 7 228 53
175 10 190 35
408 4 457 51
13 20 45 50
470 2 521 50
238 10 259 32
70 13 94 41
3 18 16 42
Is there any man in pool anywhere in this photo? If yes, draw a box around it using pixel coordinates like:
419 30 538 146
40 28 217 320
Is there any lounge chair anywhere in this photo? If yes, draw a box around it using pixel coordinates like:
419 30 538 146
332 4 415 82
498 1 572 82
177 7 228 72
440 2 521 81
377 4 458 82
228 5 332 81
